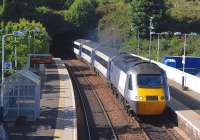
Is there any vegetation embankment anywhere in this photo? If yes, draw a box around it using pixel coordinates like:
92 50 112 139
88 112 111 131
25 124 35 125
0 0 96 70
1 0 200 67
96 0 200 61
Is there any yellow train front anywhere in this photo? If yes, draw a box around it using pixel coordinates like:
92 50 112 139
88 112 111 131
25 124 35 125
110 53 170 115
135 70 170 115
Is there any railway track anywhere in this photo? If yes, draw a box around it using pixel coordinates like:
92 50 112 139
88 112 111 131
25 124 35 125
137 113 182 140
65 59 185 140
65 60 117 140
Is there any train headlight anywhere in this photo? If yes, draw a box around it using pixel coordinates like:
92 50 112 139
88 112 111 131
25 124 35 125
139 96 143 100
161 96 165 100
135 96 143 101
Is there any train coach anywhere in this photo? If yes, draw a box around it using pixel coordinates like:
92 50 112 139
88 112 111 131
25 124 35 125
74 39 99 64
73 39 170 115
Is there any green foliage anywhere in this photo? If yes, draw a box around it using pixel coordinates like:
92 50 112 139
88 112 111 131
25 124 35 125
130 0 167 37
97 1 132 48
0 19 50 70
64 0 96 32
35 6 52 14
64 0 75 9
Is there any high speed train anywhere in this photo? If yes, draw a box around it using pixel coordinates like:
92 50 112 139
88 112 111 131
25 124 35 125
73 39 170 115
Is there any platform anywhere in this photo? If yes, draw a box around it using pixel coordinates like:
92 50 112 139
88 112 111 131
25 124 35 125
169 80 200 140
5 58 77 140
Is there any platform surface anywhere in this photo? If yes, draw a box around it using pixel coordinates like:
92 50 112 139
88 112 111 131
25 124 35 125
169 80 200 114
5 58 77 140
169 80 200 140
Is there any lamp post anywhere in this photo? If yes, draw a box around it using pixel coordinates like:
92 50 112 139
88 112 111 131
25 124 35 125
2 0 6 11
0 31 23 121
131 25 140 55
27 28 40 54
149 17 154 60
174 32 198 89
150 32 169 62
111 27 114 48
14 36 17 70
22 27 40 54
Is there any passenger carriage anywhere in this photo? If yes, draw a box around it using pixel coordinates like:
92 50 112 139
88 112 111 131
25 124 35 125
73 39 90 57
94 46 118 79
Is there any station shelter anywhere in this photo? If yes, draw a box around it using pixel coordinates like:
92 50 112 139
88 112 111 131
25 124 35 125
3 70 40 121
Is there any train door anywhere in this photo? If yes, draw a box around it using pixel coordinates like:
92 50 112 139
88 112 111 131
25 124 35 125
91 49 95 66
80 45 82 57
124 74 133 99
107 60 111 80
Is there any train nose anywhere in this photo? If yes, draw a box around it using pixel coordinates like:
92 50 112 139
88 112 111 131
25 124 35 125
137 101 167 115
136 88 167 115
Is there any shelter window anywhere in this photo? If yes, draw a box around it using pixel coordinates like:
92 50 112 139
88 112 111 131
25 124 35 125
137 74 162 88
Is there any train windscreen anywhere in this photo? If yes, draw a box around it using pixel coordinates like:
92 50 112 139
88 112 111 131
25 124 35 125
137 74 162 88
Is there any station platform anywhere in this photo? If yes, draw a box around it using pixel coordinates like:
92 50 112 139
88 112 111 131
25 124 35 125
5 58 77 140
168 80 200 140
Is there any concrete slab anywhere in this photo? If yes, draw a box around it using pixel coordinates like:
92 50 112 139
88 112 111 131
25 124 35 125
169 98 200 140
169 80 200 115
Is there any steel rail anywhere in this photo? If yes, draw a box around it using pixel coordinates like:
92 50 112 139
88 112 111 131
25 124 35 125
66 62 92 140
71 60 118 140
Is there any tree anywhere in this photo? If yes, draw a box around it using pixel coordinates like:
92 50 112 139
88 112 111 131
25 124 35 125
131 0 166 37
65 0 96 33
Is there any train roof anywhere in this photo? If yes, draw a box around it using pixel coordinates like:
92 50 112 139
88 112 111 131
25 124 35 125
96 46 119 58
112 52 163 74
74 39 90 46
83 40 100 49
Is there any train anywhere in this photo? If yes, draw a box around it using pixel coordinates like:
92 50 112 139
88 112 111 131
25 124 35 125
73 39 170 115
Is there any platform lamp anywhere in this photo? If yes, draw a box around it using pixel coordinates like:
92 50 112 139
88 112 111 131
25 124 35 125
0 31 24 122
149 17 154 61
32 27 40 54
174 32 198 90
150 32 169 62
22 27 40 54
131 25 140 55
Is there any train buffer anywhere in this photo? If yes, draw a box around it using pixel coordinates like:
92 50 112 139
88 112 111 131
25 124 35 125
4 58 77 140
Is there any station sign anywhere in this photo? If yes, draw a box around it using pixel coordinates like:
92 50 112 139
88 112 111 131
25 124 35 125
4 62 12 70
31 55 52 64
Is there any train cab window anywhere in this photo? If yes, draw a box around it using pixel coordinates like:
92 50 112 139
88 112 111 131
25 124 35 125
137 74 162 88
128 76 133 90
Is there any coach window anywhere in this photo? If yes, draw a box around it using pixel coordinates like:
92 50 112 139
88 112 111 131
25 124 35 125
82 48 91 56
128 76 133 90
95 55 108 68
74 45 79 49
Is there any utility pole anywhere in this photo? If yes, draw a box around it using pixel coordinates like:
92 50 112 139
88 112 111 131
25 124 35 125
131 25 140 55
2 0 6 11
149 17 154 60
14 36 17 70
137 30 140 55
157 33 160 61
